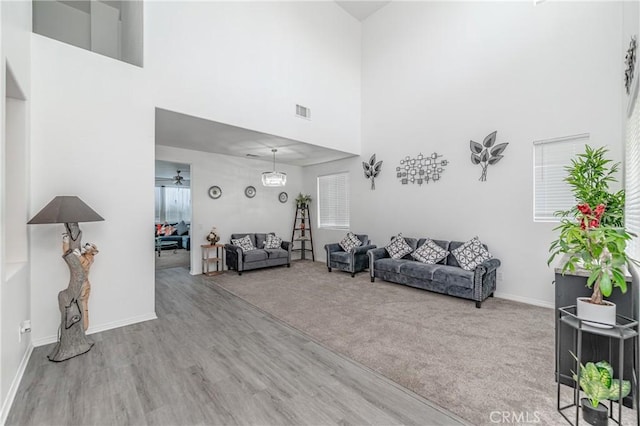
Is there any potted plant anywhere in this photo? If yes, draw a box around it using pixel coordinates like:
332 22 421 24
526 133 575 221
295 193 312 209
571 355 631 426
548 146 636 326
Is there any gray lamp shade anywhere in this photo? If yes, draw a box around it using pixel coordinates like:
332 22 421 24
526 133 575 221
27 196 104 224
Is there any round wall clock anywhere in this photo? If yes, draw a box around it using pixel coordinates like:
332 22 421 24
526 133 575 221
208 185 222 199
244 186 256 198
278 192 288 203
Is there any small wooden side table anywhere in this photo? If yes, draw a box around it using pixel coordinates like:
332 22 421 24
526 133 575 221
201 244 225 276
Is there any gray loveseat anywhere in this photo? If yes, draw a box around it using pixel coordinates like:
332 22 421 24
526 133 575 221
225 233 291 275
368 237 501 308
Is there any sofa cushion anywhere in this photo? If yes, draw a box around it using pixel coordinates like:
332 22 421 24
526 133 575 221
385 234 414 259
232 235 255 252
330 251 351 264
255 233 273 250
244 249 268 262
432 266 475 289
374 258 409 274
399 262 439 280
411 238 450 264
265 248 288 259
264 234 283 249
339 232 362 253
176 221 189 236
451 237 492 271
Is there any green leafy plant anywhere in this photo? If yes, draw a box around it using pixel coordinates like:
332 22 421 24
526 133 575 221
548 145 636 305
295 193 312 208
571 355 631 408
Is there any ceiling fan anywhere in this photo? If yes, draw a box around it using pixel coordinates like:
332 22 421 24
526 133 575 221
156 169 189 186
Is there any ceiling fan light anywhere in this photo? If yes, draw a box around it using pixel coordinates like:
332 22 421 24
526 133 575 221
262 171 287 187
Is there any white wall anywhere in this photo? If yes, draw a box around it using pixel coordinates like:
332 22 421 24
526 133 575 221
156 145 304 273
33 1 91 50
1 0 31 422
30 34 156 345
306 1 625 308
146 1 362 155
29 1 361 347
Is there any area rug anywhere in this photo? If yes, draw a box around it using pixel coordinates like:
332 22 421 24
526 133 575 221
207 260 637 426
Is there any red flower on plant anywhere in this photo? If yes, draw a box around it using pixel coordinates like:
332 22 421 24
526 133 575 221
590 219 600 228
594 203 606 219
577 203 592 215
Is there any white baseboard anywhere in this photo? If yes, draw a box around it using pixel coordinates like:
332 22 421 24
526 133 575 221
0 343 33 426
32 312 158 347
493 291 554 309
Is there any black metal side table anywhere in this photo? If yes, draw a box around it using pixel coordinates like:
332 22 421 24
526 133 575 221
557 305 639 426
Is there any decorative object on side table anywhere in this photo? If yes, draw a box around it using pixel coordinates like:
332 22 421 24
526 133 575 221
395 152 448 185
362 154 382 190
27 196 104 362
548 145 636 327
625 35 636 96
244 185 256 198
469 131 508 182
208 185 222 199
571 354 631 426
206 227 220 244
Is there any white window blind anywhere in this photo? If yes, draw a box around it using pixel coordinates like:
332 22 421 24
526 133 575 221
625 93 640 261
533 134 589 221
317 172 350 229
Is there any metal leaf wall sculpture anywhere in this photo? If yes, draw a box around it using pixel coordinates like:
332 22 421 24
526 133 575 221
470 131 508 182
625 35 637 95
362 154 383 190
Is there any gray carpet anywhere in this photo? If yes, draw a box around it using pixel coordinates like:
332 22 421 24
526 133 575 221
155 248 190 270
208 260 637 426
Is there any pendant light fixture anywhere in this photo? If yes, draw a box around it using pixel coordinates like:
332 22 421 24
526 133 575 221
262 148 287 187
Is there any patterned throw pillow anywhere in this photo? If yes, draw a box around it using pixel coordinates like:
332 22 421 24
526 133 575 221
385 234 413 259
339 232 363 253
264 234 283 249
451 236 492 271
411 238 449 264
231 235 255 251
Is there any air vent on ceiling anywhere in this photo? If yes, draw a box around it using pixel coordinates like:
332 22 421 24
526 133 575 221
296 104 311 120
246 154 260 158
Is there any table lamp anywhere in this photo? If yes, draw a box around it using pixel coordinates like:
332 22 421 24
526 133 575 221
28 196 104 362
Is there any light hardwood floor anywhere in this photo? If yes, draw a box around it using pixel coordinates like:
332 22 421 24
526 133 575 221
7 267 466 425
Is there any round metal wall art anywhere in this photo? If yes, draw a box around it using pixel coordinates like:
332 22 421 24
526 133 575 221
208 185 222 199
278 192 288 203
245 186 256 198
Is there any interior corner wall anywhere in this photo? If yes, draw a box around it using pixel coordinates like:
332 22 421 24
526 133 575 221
29 34 156 345
306 1 624 307
156 145 304 273
1 0 31 422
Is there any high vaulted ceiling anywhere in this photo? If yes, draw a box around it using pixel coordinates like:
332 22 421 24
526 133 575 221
335 1 391 21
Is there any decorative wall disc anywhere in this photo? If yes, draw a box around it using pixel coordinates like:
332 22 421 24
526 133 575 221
245 186 256 198
208 185 222 199
395 152 448 185
278 192 288 203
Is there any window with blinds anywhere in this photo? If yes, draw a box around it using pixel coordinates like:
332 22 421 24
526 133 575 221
625 94 640 261
533 133 589 222
317 172 350 229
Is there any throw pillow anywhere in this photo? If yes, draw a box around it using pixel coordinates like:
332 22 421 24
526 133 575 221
231 235 255 251
176 221 189 236
339 232 363 253
164 225 175 236
264 234 283 249
411 238 449 264
451 236 492 271
385 234 413 259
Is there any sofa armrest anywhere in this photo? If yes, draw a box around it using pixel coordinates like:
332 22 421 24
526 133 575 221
368 247 389 279
224 243 244 271
472 258 501 302
353 244 377 256
281 240 291 252
478 258 501 274
325 243 343 254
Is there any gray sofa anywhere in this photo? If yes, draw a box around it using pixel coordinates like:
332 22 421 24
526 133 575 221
225 233 291 275
368 237 501 308
324 234 376 277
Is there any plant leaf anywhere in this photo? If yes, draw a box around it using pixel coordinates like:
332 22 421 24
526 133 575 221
600 273 612 297
490 142 509 157
471 153 481 165
369 154 376 167
480 149 490 163
374 161 383 173
488 155 503 165
608 379 632 400
483 131 497 148
470 140 483 154
362 161 370 172
364 169 372 178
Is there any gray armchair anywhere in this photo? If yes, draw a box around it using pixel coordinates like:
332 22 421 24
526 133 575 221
324 234 376 277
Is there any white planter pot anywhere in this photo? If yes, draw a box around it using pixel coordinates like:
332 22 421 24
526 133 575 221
576 297 616 328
